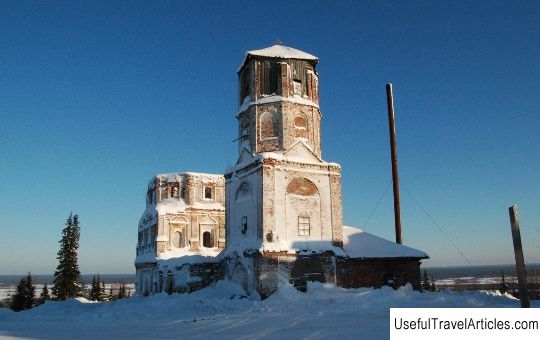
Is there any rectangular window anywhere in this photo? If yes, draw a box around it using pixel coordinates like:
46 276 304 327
241 216 247 234
298 217 310 236
160 187 167 201
293 79 302 95
169 184 179 198
204 186 213 200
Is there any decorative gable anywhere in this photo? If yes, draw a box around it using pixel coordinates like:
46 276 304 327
236 148 255 166
284 140 323 163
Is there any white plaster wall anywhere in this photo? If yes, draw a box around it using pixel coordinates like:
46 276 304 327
226 168 262 246
267 166 334 247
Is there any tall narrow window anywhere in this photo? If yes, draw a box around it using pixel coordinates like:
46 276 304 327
204 186 213 200
293 79 302 95
298 217 310 236
202 231 213 248
171 186 178 198
173 231 184 248
241 216 247 234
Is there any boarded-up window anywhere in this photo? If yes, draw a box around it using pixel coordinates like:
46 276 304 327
289 60 313 96
294 116 307 138
260 112 278 139
240 68 251 103
293 79 302 95
260 61 278 95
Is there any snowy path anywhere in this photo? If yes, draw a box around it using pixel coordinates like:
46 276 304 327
0 282 535 339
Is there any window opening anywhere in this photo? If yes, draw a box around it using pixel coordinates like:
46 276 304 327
173 231 184 248
204 186 213 200
293 79 302 95
202 231 213 248
241 216 247 234
298 217 311 236
171 186 178 198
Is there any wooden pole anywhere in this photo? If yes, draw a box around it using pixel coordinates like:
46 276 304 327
508 204 529 308
386 83 403 244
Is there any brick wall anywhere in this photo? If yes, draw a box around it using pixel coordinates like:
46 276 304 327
336 257 422 290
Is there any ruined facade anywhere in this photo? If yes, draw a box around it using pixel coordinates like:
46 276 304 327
135 44 428 297
135 173 225 294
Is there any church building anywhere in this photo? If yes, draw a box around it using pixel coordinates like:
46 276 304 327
135 44 428 297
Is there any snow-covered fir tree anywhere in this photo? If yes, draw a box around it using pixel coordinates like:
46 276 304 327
38 283 50 305
89 274 109 301
98 279 110 301
10 273 36 312
116 283 128 299
52 213 82 300
89 275 99 301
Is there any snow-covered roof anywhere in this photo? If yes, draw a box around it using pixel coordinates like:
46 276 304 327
239 44 318 71
156 172 224 182
237 94 319 115
247 44 318 60
342 226 428 259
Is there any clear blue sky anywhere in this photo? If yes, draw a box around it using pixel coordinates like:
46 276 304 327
1 0 539 274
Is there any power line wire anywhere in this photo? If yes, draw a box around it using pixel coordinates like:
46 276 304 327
402 183 474 267
363 180 392 228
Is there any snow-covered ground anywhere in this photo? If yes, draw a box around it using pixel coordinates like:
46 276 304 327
0 281 536 339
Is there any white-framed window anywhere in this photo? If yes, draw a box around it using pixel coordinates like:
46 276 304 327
298 216 310 236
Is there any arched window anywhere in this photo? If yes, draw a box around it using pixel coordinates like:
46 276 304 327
172 231 184 248
286 177 319 196
235 182 250 201
202 231 213 248
260 112 278 140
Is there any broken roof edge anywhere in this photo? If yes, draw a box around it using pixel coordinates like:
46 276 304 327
238 44 319 73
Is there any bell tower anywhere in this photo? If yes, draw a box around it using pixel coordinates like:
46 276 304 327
236 44 322 157
226 44 343 296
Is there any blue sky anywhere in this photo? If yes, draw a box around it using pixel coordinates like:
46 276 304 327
1 0 539 274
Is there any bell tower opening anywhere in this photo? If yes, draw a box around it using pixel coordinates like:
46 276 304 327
236 44 322 157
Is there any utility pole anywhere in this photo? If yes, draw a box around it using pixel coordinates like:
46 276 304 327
386 83 403 244
508 204 529 308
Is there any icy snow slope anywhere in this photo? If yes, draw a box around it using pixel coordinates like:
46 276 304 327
0 281 536 340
